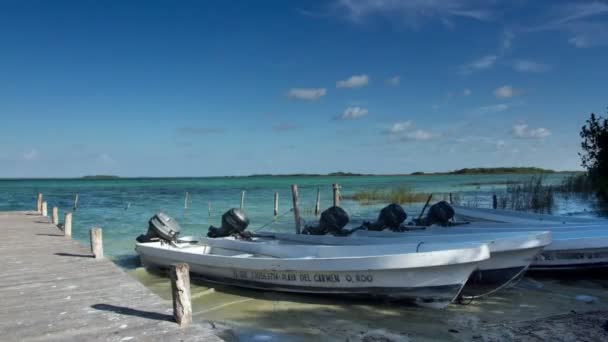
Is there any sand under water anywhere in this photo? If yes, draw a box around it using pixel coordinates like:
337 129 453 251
130 267 608 341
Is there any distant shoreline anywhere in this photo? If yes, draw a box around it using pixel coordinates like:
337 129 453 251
0 168 582 180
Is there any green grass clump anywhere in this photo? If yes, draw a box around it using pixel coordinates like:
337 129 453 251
346 186 429 205
496 175 554 213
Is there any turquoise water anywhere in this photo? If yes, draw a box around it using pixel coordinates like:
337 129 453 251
2 174 606 340
0 173 586 263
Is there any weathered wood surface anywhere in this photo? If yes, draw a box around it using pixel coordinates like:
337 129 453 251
332 183 340 207
64 212 72 238
0 211 227 341
90 227 104 259
170 263 192 327
290 185 301 234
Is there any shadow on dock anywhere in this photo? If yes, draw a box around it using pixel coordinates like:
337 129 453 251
36 233 63 237
91 304 174 322
54 252 94 258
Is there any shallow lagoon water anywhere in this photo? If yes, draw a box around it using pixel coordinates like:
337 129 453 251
1 174 606 340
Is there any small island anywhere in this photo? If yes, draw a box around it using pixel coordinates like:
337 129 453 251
81 175 120 179
410 167 557 176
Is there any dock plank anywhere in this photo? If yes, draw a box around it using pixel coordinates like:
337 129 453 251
0 211 229 341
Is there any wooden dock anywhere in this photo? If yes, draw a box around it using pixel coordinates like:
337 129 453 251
0 211 228 341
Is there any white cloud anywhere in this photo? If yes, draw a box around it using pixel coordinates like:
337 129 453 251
386 76 400 86
528 2 608 48
384 121 435 141
336 74 369 88
463 88 472 96
287 88 327 100
494 85 519 99
512 123 551 139
337 107 368 120
474 103 509 115
334 0 493 27
460 55 497 74
402 129 434 141
512 60 550 73
23 149 39 161
385 121 413 134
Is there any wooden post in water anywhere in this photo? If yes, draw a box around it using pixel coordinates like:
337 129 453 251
36 193 43 213
240 191 246 211
315 188 321 216
184 192 189 209
64 212 72 239
90 228 103 259
291 185 301 234
208 202 212 217
492 194 498 209
51 207 59 225
42 201 48 217
273 192 279 217
73 194 79 211
170 263 192 327
449 193 453 204
332 184 340 207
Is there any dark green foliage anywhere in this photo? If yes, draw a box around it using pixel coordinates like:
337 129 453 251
579 112 608 198
448 167 553 175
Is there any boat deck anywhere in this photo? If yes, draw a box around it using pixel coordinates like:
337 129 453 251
0 211 227 341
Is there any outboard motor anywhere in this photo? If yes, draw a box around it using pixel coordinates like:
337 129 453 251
207 208 250 238
362 203 407 231
302 206 350 236
426 201 455 226
136 212 181 243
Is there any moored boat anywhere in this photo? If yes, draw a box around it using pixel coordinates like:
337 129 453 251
135 212 491 308
263 229 551 298
421 206 608 271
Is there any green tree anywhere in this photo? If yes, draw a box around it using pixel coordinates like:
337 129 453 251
579 112 608 198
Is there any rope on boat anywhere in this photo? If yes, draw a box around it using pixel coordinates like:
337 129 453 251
250 208 295 232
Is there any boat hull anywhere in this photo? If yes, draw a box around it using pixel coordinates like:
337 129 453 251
136 243 480 309
530 247 608 271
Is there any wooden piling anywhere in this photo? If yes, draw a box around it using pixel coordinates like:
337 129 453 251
291 185 301 234
52 207 59 225
170 263 192 327
273 192 279 217
315 188 321 216
64 212 72 239
240 191 246 210
208 202 212 217
449 192 453 204
332 184 340 207
42 202 48 217
36 193 42 213
90 228 103 259
492 194 498 209
73 194 79 211
184 192 189 209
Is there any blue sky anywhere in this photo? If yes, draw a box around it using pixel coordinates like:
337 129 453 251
1 0 608 177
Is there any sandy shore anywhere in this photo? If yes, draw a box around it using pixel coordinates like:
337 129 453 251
459 310 608 342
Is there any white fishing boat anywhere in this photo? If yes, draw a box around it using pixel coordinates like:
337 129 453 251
135 213 490 308
453 206 608 226
425 206 608 271
262 230 551 298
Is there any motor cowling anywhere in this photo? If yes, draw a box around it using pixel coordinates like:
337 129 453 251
364 203 407 231
207 208 250 238
137 212 181 243
426 201 455 226
302 206 350 236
